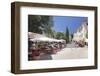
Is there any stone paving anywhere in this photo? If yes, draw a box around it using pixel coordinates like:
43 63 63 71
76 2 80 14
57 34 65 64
39 42 88 60
52 47 88 60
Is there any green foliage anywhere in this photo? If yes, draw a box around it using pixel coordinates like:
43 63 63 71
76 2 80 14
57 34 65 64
65 26 69 43
55 32 65 39
86 32 88 38
28 15 70 43
71 34 73 40
45 27 55 38
28 15 53 34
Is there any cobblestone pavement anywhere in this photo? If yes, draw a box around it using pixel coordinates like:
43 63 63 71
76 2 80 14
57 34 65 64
52 47 88 60
39 42 88 60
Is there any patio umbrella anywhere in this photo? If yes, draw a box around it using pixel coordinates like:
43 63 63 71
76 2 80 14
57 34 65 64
30 37 58 42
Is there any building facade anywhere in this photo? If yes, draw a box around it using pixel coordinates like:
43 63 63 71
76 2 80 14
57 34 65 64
72 20 88 43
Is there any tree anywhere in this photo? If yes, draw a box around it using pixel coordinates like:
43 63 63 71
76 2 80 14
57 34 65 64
55 32 65 39
28 15 42 33
28 15 53 35
65 26 69 43
86 32 88 38
45 26 55 38
71 34 73 40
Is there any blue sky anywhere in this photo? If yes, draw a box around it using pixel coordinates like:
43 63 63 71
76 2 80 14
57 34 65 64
53 16 87 34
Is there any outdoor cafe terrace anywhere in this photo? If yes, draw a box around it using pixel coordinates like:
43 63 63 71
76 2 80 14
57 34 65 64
28 32 66 60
